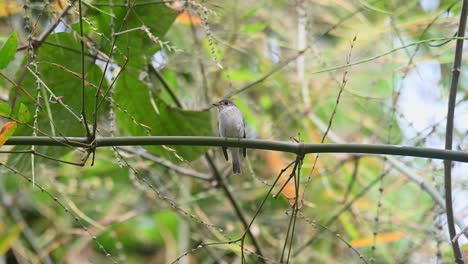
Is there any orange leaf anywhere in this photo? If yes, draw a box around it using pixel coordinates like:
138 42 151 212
0 121 17 147
262 151 303 207
350 231 405 248
176 10 202 25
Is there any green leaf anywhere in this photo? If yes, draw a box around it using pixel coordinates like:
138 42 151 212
0 100 11 116
260 95 272 110
234 99 259 132
242 6 260 21
241 22 266 34
0 31 18 69
86 1 177 71
8 33 109 169
98 211 179 251
12 33 103 137
18 103 30 123
228 69 259 82
115 73 211 162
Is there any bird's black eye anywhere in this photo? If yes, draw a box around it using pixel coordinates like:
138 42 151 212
223 101 228 105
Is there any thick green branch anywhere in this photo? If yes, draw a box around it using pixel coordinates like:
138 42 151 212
4 136 468 163
444 0 468 262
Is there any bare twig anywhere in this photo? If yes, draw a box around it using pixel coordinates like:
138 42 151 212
342 157 360 202
226 48 309 98
190 10 215 103
205 154 265 261
0 163 117 262
294 170 390 256
149 64 184 108
16 1 77 52
0 149 89 166
0 183 53 264
452 225 468 243
297 211 369 263
307 113 468 237
320 0 383 36
310 36 468 75
296 0 309 112
77 0 91 139
119 146 211 180
0 72 41 110
303 34 357 204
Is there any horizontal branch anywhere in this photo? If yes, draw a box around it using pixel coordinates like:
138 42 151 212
4 136 468 163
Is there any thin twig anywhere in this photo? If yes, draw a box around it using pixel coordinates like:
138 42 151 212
303 34 357 200
91 3 134 166
0 163 117 262
0 182 53 264
205 154 265 260
91 0 174 7
342 157 360 202
306 113 468 237
226 48 309 98
119 146 211 180
0 149 89 166
78 0 91 138
0 71 41 108
16 0 78 52
309 36 468 75
149 64 184 108
452 225 468 243
297 211 369 263
294 170 390 256
189 11 211 103
320 0 383 36
25 67 82 121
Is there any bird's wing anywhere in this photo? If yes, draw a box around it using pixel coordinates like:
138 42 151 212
218 118 229 161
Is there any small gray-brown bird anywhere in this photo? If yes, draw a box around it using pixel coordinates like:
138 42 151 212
213 99 246 174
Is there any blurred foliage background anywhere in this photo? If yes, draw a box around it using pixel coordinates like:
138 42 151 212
0 0 467 263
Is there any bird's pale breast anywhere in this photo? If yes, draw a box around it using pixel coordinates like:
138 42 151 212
219 106 244 138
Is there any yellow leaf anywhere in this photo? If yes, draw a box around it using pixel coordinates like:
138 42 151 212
0 2 22 17
0 223 24 255
0 121 17 147
53 0 69 12
350 231 405 248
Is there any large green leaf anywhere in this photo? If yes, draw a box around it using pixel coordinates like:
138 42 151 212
8 33 108 169
97 211 180 252
0 31 18 69
0 100 11 116
85 0 177 71
12 33 106 137
114 73 211 162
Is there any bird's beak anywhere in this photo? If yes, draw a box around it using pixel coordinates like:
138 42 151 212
212 102 219 107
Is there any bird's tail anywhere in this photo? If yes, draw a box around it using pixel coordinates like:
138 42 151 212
231 148 241 174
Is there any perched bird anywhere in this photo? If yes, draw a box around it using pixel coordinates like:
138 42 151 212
213 99 246 174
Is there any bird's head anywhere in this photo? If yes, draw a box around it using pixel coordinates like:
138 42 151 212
213 99 235 110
